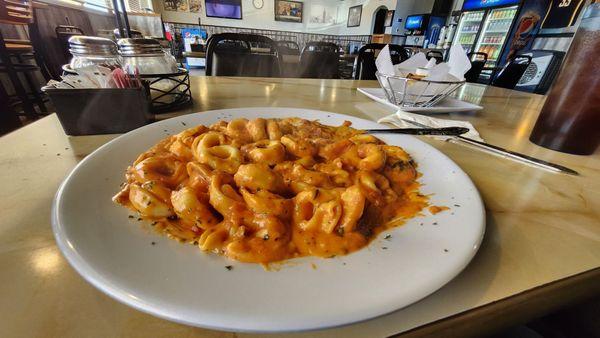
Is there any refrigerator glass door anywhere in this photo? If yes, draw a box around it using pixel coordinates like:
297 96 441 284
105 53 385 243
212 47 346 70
474 5 519 69
453 10 485 53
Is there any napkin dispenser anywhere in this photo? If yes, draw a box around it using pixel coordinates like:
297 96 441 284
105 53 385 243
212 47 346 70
42 86 153 136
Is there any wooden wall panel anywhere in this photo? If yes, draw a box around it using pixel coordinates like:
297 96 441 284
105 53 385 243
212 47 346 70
33 5 95 75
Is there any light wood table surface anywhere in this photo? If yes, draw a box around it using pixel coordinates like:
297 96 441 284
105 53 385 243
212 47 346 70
1 77 599 338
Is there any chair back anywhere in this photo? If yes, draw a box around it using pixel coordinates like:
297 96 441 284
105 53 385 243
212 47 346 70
464 52 488 83
276 40 300 55
56 25 85 62
205 33 281 77
299 41 339 79
354 43 410 80
113 28 144 39
426 50 444 64
492 55 533 89
0 0 33 25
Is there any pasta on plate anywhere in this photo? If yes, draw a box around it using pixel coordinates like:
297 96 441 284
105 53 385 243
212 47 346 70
113 117 428 263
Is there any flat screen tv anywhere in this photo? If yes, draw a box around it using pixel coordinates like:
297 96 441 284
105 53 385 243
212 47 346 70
205 0 242 19
405 15 424 30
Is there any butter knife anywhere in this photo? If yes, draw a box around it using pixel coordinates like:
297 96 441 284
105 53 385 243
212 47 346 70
399 118 579 176
365 127 469 136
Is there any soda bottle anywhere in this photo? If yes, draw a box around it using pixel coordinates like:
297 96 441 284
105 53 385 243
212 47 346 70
529 2 600 154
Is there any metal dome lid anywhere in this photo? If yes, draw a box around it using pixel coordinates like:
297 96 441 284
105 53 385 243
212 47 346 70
117 38 163 56
68 36 118 56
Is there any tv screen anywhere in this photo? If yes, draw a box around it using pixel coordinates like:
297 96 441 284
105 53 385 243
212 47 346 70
405 15 424 30
205 0 242 19
462 0 520 10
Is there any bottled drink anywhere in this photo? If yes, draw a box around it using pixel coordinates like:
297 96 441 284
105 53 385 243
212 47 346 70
529 3 600 155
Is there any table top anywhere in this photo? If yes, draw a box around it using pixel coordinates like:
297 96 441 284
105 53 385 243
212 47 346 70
1 76 599 338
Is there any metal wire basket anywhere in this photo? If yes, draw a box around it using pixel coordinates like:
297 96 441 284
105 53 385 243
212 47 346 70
375 71 465 108
141 68 192 114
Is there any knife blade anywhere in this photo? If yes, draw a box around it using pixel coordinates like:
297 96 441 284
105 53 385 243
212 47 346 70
365 127 470 136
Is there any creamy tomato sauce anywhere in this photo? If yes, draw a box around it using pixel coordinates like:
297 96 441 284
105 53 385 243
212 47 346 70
113 118 429 263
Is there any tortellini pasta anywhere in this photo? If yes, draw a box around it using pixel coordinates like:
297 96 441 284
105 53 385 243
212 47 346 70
113 117 427 264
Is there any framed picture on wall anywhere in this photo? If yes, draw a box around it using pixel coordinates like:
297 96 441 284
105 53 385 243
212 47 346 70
384 10 395 27
347 5 362 27
205 0 243 19
165 0 189 12
275 0 303 23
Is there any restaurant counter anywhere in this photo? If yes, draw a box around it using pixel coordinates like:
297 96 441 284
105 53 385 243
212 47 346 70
0 77 598 337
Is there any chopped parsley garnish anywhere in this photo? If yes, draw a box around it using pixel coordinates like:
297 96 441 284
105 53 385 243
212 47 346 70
225 265 233 271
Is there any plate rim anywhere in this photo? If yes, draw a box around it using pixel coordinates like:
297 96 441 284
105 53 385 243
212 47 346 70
52 107 486 332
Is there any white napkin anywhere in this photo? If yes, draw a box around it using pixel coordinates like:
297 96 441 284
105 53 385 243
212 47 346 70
374 45 395 75
447 45 472 80
378 110 484 142
392 45 471 81
395 52 429 74
47 65 118 89
374 45 472 105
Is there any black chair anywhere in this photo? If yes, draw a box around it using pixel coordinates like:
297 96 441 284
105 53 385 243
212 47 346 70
113 28 144 39
464 52 488 83
55 25 84 65
354 43 409 80
426 51 444 64
276 40 300 77
205 33 281 77
492 55 533 90
0 1 49 123
276 40 300 55
299 42 340 79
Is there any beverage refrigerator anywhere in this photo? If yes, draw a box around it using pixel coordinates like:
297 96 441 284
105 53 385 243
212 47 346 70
452 0 522 81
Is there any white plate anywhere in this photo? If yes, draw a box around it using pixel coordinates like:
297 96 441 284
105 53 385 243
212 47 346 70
358 87 483 114
52 108 485 333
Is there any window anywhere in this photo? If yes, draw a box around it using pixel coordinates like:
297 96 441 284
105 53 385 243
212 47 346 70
59 0 152 13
